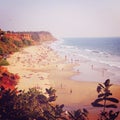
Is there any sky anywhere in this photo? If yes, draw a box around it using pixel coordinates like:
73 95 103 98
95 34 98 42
0 0 120 37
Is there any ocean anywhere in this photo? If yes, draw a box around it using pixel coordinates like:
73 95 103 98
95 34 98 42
50 37 120 84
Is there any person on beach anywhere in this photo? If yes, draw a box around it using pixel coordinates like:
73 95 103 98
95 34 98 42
71 58 73 63
77 69 80 73
91 64 93 70
70 89 72 94
65 55 67 60
61 83 62 89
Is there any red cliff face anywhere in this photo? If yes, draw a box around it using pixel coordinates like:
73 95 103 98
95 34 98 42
1 29 56 44
0 29 56 56
5 33 32 41
5 31 56 42
0 30 35 56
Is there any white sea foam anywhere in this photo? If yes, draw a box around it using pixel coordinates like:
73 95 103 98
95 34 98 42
51 39 120 68
50 38 120 84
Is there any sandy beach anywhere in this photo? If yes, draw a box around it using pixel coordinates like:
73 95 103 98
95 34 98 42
6 42 120 119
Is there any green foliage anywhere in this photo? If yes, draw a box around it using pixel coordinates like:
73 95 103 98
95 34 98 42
46 87 57 102
0 47 3 55
91 79 120 120
0 85 89 120
14 39 32 47
68 108 89 120
0 59 9 66
0 29 34 60
0 87 27 119
22 39 32 46
0 87 66 120
1 36 9 43
13 40 23 47
0 38 18 55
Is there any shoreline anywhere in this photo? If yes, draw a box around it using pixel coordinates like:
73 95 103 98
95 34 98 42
51 39 120 85
6 42 120 119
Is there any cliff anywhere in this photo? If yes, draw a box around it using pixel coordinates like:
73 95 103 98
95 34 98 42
0 30 34 56
22 31 56 42
37 31 56 41
0 29 56 57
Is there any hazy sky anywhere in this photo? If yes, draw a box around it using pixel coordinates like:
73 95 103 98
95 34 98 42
0 0 120 37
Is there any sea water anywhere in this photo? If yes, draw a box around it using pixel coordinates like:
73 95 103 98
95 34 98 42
51 38 120 84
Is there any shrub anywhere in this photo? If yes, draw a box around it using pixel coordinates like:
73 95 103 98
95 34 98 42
0 87 65 120
91 79 120 120
22 39 32 46
0 59 9 66
0 66 19 90
13 40 23 47
1 36 9 43
0 48 3 55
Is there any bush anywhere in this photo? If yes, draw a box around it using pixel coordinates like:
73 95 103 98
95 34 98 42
0 48 4 55
1 36 9 43
13 40 23 47
91 79 120 120
0 59 9 66
22 39 32 46
0 66 20 90
0 87 64 120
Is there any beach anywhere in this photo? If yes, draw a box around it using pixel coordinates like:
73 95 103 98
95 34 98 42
6 42 120 119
